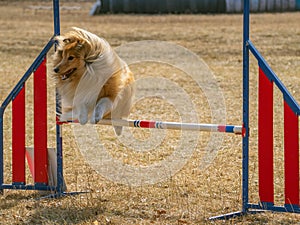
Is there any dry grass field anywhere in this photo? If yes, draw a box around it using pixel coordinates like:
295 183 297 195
1 1 300 224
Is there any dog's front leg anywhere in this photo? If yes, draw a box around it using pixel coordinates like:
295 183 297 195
90 97 113 124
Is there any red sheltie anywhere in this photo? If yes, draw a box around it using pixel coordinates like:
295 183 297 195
52 27 135 135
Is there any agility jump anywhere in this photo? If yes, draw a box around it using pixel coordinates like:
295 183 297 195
0 0 299 221
210 0 300 219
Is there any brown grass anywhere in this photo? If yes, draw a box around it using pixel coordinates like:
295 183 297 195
1 1 300 224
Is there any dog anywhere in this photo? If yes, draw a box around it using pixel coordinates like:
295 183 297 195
52 27 135 135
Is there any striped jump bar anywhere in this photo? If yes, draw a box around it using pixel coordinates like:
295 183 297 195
62 119 243 134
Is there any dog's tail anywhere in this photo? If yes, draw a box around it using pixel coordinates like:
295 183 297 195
113 126 123 136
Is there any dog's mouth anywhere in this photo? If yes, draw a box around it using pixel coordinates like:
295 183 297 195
61 68 76 80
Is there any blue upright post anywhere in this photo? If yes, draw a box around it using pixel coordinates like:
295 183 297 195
53 0 60 36
242 0 250 215
53 0 64 196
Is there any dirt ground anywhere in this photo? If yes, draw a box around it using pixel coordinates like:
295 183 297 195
0 1 300 224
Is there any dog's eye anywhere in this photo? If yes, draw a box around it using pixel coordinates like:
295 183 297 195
68 56 74 61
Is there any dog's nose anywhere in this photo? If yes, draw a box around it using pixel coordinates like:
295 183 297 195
54 67 59 73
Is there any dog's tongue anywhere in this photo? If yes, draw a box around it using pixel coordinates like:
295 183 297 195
61 68 76 80
62 74 68 80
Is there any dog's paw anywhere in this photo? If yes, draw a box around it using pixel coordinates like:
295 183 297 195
90 107 104 124
78 107 89 125
79 115 88 125
90 97 113 124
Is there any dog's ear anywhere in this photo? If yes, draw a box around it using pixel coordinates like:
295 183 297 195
75 39 92 59
57 36 75 44
75 40 84 50
63 38 72 44
54 36 71 44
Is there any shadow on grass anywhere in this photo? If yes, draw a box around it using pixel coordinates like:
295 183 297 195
1 192 41 210
1 191 102 224
26 202 105 224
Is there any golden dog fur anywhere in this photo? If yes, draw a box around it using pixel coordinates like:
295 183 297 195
52 27 135 135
